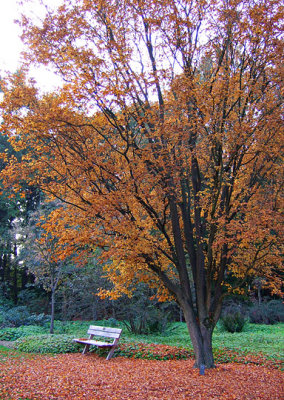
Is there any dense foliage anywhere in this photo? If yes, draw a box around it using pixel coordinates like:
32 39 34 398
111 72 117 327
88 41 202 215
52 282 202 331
15 334 81 354
221 312 247 333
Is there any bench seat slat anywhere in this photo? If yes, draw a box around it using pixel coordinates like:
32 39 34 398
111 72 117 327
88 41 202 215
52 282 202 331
73 339 113 347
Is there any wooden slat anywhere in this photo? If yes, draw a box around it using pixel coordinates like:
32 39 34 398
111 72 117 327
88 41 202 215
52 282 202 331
87 330 120 339
73 339 112 347
87 326 121 339
89 326 122 334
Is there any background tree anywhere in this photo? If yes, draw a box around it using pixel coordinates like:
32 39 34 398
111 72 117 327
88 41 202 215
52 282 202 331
0 129 41 304
19 202 74 333
0 0 283 367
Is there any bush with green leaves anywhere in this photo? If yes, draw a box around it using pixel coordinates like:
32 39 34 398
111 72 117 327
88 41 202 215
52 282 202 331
249 300 284 325
17 287 49 315
1 306 31 327
1 305 50 328
0 289 14 311
53 320 96 335
221 311 247 333
0 325 47 341
121 306 170 335
105 317 120 327
0 309 4 327
27 312 51 327
15 334 81 354
221 297 249 316
0 320 96 341
114 284 173 335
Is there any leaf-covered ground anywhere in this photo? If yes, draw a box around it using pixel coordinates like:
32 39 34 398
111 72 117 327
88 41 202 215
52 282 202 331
0 352 283 399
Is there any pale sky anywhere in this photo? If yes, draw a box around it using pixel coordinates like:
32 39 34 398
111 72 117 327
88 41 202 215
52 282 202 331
0 0 62 91
0 0 23 72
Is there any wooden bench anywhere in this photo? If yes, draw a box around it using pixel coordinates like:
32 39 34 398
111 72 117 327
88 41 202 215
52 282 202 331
73 325 122 360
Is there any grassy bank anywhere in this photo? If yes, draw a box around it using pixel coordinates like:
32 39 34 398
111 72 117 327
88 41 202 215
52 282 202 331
125 323 284 359
1 321 283 360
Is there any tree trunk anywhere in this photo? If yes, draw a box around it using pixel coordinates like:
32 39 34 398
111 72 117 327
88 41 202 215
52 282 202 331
257 286 262 305
21 267 29 290
0 255 4 282
12 265 18 304
179 307 183 322
50 289 55 334
182 302 215 369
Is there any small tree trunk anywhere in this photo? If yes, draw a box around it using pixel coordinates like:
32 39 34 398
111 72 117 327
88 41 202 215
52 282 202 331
61 289 67 321
21 267 29 290
50 289 55 334
257 286 262 305
182 303 215 369
13 265 18 305
179 307 183 322
0 255 4 282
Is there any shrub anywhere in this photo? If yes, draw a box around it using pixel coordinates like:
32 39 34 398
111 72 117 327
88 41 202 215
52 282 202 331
2 306 31 327
1 306 50 328
15 334 81 354
221 312 247 333
0 298 13 312
220 302 248 333
0 325 47 341
105 317 120 327
120 305 170 335
249 300 284 324
221 297 249 316
113 283 173 335
17 288 49 314
53 320 94 335
27 313 50 327
0 310 4 327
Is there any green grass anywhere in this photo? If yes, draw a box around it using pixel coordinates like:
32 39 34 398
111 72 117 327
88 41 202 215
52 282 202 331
212 323 284 358
102 322 281 357
1 321 283 361
121 322 284 359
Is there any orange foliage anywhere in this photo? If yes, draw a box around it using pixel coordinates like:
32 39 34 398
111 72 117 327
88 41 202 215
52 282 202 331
0 0 283 367
0 353 283 399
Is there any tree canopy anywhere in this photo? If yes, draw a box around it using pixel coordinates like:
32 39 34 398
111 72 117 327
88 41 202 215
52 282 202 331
0 0 283 367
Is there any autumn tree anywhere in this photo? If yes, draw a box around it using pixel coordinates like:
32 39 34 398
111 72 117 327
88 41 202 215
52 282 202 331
1 0 283 367
19 202 73 333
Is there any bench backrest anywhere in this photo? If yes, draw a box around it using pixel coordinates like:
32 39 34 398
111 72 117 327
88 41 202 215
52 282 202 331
87 325 122 339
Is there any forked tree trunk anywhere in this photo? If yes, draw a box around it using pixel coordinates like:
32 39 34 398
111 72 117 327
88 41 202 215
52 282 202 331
182 303 215 369
168 198 216 368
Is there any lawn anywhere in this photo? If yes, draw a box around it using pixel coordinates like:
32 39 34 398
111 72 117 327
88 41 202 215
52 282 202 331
120 322 284 359
1 321 283 360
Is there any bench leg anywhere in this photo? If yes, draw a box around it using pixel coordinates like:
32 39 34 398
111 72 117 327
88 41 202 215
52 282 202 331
106 346 116 360
82 344 91 354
